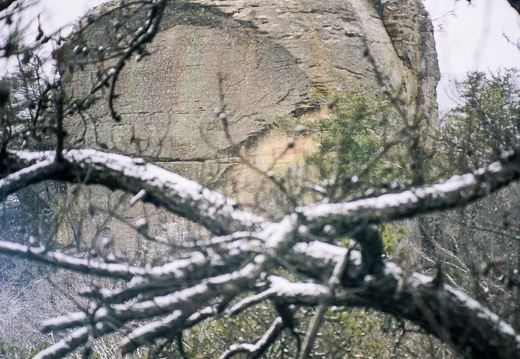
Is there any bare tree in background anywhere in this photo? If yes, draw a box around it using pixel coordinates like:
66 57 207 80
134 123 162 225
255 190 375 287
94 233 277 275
0 1 520 358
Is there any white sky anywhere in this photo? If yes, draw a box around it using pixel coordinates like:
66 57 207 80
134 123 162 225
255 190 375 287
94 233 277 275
4 0 520 112
37 0 106 31
423 0 520 112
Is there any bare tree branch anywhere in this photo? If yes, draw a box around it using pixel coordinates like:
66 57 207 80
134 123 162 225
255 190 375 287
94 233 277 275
276 244 520 359
299 247 351 359
0 240 145 279
0 0 16 12
298 153 520 237
4 149 520 243
36 256 267 358
32 327 90 359
2 149 265 234
2 145 520 358
218 317 286 359
0 156 64 198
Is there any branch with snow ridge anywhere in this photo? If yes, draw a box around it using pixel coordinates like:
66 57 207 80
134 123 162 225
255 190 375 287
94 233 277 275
2 149 265 234
271 244 520 359
298 153 520 237
218 317 286 359
38 256 267 358
0 240 145 279
3 150 520 358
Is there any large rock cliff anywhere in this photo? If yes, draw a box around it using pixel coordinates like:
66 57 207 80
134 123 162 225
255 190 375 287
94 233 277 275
57 0 440 247
64 0 439 166
192 0 439 120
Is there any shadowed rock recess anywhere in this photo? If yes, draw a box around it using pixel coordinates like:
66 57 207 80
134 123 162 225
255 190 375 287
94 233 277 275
57 0 439 246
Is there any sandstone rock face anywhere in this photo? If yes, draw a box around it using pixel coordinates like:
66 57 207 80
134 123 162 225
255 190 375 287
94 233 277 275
65 0 439 166
378 0 440 123
65 2 310 164
58 0 440 246
191 0 439 120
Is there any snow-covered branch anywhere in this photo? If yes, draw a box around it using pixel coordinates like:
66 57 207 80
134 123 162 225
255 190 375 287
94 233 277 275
31 228 519 359
38 256 267 358
268 245 520 359
4 149 520 242
32 327 90 359
120 310 186 355
356 264 520 359
3 150 520 358
0 240 145 279
218 317 285 359
223 253 520 359
0 156 64 201
2 149 265 234
298 154 520 237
